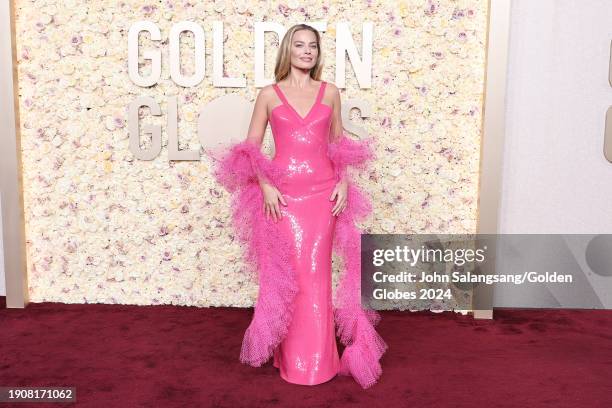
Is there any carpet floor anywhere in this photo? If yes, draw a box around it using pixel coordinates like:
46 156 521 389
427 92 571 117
1 296 611 407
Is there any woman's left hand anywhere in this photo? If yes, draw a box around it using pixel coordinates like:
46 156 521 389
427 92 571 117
330 178 348 216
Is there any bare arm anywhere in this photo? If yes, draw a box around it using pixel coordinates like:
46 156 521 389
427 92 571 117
327 83 349 215
328 83 348 182
245 86 273 186
246 86 287 221
245 86 271 146
329 83 343 143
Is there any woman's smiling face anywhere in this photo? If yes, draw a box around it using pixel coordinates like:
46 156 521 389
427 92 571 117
290 29 318 70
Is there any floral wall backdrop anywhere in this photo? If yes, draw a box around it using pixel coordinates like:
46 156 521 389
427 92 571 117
15 0 488 309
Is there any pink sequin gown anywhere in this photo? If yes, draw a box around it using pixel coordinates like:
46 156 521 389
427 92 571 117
268 81 340 385
209 80 387 389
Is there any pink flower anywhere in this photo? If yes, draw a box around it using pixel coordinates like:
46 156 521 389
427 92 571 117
452 9 466 20
278 4 290 17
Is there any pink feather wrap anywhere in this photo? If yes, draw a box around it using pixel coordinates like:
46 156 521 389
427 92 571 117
207 134 388 389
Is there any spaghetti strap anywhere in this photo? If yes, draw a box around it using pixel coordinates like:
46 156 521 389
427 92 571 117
316 81 327 104
272 83 290 106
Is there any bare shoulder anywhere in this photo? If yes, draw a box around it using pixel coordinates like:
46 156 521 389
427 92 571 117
323 81 340 108
325 81 340 95
255 84 277 107
258 84 276 99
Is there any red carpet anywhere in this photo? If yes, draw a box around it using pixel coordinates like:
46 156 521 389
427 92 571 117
1 296 611 407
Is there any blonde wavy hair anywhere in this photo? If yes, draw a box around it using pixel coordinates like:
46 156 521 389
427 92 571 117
274 24 324 83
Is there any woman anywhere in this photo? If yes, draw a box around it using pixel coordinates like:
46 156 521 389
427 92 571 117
210 24 387 388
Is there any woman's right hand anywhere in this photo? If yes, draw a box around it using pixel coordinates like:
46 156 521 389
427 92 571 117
259 180 287 222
